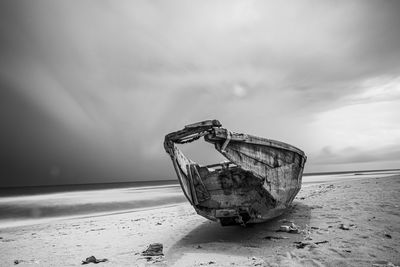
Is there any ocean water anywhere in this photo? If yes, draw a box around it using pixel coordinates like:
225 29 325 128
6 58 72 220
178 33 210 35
302 169 400 186
0 181 184 229
0 170 398 229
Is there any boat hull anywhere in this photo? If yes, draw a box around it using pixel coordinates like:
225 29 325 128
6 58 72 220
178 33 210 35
164 120 306 226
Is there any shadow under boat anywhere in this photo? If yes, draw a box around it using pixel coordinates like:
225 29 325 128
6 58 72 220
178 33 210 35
166 201 312 264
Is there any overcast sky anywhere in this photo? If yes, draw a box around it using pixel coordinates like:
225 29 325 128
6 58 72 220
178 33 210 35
1 0 400 186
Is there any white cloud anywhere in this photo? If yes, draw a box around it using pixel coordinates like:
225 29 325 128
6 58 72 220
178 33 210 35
350 76 400 104
232 84 248 98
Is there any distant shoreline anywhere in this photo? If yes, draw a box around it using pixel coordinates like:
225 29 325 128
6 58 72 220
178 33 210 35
2 168 400 190
302 168 400 176
0 179 179 196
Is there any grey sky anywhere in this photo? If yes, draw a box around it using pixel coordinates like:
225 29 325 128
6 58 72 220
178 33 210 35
1 0 400 186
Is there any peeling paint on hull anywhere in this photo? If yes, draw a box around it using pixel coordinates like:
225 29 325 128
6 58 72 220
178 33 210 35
164 120 307 226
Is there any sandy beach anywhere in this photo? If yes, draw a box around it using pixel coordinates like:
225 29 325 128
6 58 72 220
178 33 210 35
1 175 399 267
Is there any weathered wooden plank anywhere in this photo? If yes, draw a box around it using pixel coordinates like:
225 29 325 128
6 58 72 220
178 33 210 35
185 119 221 129
171 157 193 205
206 127 306 159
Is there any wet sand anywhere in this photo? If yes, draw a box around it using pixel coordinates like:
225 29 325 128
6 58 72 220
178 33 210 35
1 176 399 266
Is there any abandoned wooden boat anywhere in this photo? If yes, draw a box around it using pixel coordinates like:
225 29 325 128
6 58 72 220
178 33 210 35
164 120 307 226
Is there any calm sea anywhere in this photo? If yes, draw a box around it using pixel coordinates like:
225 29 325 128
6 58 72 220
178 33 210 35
0 170 398 229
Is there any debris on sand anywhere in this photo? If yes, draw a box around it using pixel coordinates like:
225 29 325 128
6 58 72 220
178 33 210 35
294 241 312 249
339 224 350 230
264 235 288 240
200 262 216 266
142 243 164 256
384 233 392 239
294 240 328 249
140 243 165 264
14 259 40 265
278 223 300 234
81 256 108 264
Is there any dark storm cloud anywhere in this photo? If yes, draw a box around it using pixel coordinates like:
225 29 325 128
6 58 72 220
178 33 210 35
1 0 400 186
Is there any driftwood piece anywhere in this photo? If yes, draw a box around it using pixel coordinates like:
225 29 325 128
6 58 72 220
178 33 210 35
81 256 108 265
142 243 164 256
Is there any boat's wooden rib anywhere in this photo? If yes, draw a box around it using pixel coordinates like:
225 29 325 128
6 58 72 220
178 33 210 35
164 120 307 226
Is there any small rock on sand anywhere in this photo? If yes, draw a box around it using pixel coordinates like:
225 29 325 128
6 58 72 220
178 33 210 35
294 240 328 249
278 223 300 233
384 233 392 239
294 241 313 249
